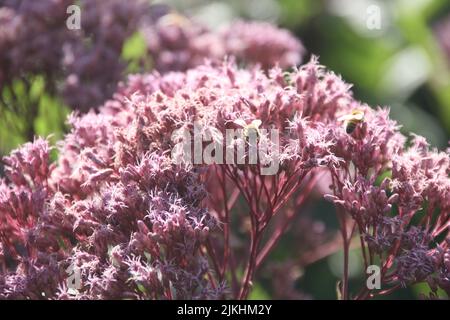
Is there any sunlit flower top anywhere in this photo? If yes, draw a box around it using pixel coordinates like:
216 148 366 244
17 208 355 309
0 57 449 299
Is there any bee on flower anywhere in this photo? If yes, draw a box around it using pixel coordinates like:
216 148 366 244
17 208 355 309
233 119 263 141
337 109 365 134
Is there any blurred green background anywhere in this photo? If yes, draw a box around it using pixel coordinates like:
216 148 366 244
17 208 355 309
1 0 449 299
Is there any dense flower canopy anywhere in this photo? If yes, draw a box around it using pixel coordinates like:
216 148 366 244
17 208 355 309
1 56 448 299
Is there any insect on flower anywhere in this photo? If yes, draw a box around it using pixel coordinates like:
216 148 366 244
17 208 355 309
337 109 365 134
158 12 192 28
233 119 263 141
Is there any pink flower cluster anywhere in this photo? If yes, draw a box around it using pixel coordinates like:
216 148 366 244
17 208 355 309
0 56 449 299
146 16 304 72
221 20 304 70
0 1 304 111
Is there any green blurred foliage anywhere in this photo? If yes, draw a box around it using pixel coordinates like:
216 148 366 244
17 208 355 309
248 282 271 300
122 31 153 74
0 76 69 155
0 30 152 158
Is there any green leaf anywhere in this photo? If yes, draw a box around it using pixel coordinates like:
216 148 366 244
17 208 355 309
412 282 448 299
34 93 69 143
122 31 147 61
29 76 45 102
57 236 67 251
248 282 270 300
136 283 147 294
121 31 152 73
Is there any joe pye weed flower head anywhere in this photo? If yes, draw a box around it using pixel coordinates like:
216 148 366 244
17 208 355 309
0 53 448 299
